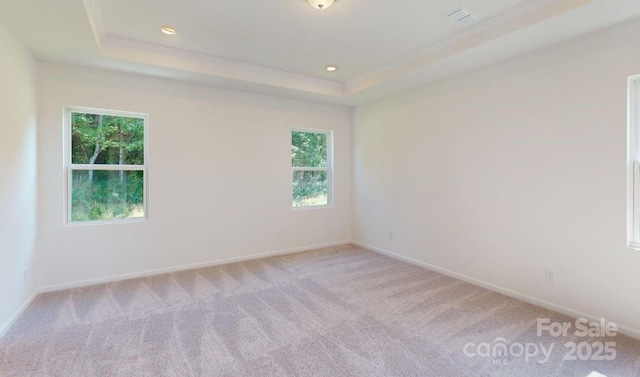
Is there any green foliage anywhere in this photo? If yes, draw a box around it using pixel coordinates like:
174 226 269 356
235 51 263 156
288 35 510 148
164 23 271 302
71 170 144 221
70 112 145 222
71 112 144 165
292 171 328 207
292 131 329 206
292 131 327 168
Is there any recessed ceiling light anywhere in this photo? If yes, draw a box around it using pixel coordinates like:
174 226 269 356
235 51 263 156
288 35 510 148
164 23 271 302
308 0 335 10
161 26 177 35
326 65 337 72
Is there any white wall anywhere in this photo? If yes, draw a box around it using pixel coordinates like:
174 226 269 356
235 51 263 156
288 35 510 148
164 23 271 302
0 22 38 334
37 63 352 288
353 18 640 335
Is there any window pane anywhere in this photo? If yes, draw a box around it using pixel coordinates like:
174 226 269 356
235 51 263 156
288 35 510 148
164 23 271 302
293 170 328 207
71 112 144 165
292 131 328 168
71 170 145 222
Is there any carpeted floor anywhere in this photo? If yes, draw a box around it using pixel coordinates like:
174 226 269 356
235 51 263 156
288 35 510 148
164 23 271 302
1 245 639 376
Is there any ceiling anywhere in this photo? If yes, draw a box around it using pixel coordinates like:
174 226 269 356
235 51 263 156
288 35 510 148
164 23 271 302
1 0 640 105
100 0 529 81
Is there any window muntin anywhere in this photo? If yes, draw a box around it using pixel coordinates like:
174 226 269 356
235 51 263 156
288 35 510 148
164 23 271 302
65 108 148 224
292 130 332 208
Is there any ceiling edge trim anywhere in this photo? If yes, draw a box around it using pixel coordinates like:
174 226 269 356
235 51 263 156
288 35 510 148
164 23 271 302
82 0 105 49
344 0 596 95
82 0 344 96
81 0 597 99
100 36 345 96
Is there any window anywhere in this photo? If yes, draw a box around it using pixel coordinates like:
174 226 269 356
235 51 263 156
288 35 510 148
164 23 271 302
292 129 332 208
65 107 148 224
628 76 640 248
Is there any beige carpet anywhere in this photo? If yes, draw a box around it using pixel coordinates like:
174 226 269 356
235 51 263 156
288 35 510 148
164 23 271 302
1 245 639 376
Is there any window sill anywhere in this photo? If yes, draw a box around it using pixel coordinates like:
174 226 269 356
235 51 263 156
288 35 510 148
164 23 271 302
627 242 640 251
293 204 333 211
65 217 148 227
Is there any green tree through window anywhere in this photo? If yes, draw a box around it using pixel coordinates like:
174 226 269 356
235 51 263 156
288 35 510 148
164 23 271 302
292 130 331 207
68 109 147 222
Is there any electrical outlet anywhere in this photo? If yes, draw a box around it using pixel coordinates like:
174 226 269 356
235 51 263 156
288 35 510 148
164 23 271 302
276 231 281 239
388 232 393 241
545 269 556 283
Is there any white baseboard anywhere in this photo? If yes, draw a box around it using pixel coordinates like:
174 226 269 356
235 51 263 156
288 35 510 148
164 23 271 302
0 290 39 339
39 240 352 293
352 240 640 340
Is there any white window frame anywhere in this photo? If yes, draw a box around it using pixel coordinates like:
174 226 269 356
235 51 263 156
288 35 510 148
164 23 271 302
292 128 333 210
627 76 640 248
64 106 149 226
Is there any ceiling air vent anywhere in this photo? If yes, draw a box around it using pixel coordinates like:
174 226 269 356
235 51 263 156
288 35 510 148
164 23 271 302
447 8 480 25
